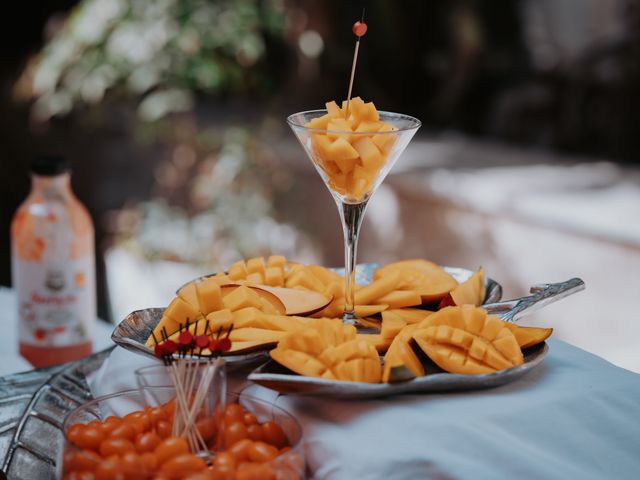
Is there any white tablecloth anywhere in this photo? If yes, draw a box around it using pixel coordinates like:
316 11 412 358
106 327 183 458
92 339 640 480
0 287 114 376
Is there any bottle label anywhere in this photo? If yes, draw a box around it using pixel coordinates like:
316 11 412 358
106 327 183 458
14 256 96 347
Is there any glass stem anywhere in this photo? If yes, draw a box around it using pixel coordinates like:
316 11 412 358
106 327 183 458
337 200 368 322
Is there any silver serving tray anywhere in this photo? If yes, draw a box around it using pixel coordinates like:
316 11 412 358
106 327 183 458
247 277 584 399
111 263 503 364
248 342 548 399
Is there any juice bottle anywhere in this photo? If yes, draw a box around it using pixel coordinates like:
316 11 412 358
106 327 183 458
11 155 96 367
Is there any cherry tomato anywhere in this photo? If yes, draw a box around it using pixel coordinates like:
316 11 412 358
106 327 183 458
223 403 244 424
212 451 236 470
236 462 276 480
196 416 217 442
67 424 84 445
66 471 97 480
109 423 135 440
185 472 216 480
140 452 158 473
94 456 125 480
248 441 279 463
227 438 253 462
261 421 287 448
149 407 166 425
135 431 161 453
64 449 101 472
120 451 142 473
155 420 172 439
154 436 189 465
125 412 151 435
161 399 176 418
352 20 368 37
246 424 263 442
99 437 135 457
100 417 122 435
223 421 248 448
243 413 257 426
161 453 207 476
73 425 105 451
207 465 235 480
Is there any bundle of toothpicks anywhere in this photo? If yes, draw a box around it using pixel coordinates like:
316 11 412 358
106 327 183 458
151 320 232 452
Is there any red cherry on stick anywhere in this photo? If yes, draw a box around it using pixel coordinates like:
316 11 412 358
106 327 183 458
352 20 367 37
178 331 194 347
208 339 219 352
154 343 166 359
218 338 232 352
163 340 178 355
195 334 210 349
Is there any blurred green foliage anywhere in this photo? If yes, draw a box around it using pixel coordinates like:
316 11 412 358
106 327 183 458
25 0 286 122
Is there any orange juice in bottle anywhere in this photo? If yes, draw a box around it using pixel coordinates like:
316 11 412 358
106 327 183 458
11 155 95 367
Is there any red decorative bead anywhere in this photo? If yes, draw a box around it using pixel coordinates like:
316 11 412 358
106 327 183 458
218 338 232 352
195 334 210 349
178 331 194 347
163 340 178 355
154 343 166 358
352 20 367 37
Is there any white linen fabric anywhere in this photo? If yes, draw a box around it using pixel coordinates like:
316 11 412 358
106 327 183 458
90 339 640 480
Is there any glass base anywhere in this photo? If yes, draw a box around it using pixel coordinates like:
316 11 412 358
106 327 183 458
342 311 357 324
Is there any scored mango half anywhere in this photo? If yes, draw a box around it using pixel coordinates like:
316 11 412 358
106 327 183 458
413 305 524 375
270 319 382 383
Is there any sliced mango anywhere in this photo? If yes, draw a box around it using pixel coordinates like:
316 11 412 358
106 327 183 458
450 267 485 306
195 279 223 314
380 310 407 339
222 285 263 311
383 324 424 383
377 290 422 309
503 323 553 349
387 308 433 324
374 259 458 303
177 283 199 311
413 305 524 375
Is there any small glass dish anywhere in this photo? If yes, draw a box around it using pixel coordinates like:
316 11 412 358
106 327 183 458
135 359 227 420
58 387 305 479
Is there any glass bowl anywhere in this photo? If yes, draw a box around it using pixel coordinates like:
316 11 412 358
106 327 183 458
58 387 305 479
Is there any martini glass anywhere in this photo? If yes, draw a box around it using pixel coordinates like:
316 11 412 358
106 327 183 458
287 110 421 321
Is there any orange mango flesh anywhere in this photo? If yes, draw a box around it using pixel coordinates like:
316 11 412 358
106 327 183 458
271 319 381 383
503 323 553 349
450 267 485 307
413 306 524 375
306 98 398 201
383 323 424 383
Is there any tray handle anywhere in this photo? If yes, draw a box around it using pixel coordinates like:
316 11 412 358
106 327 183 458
482 277 585 322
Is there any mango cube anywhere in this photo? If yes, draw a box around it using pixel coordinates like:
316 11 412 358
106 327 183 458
306 113 332 130
267 255 286 270
325 101 342 117
353 137 384 170
228 261 248 280
195 279 223 314
223 285 263 311
264 266 284 287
